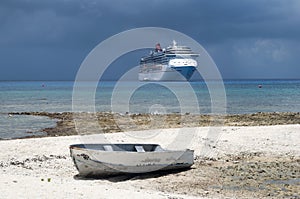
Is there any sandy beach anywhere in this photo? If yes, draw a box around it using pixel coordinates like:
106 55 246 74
0 119 299 198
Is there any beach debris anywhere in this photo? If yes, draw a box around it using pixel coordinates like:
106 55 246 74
40 178 51 182
0 155 67 169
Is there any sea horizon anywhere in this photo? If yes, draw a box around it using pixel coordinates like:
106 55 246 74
0 78 300 82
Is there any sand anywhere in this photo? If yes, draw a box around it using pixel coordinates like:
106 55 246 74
0 124 299 198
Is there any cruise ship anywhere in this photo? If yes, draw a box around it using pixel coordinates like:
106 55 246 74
139 41 199 81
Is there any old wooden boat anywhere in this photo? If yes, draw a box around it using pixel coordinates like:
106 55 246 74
70 143 194 177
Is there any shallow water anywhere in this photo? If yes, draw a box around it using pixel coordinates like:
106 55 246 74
0 114 57 139
265 178 300 185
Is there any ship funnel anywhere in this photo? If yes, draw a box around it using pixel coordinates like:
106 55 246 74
172 40 177 47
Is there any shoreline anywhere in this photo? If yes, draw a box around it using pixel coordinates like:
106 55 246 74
7 111 300 139
0 125 299 198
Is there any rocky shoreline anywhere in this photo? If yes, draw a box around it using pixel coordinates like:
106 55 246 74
10 111 300 138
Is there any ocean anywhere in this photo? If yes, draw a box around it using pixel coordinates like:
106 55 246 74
0 80 299 139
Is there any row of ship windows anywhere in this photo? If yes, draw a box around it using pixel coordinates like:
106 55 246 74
140 61 169 64
171 61 194 64
140 61 194 65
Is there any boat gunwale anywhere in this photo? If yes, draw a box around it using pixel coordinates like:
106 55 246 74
70 144 193 154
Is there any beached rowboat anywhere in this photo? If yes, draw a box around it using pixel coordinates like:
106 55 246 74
70 143 194 177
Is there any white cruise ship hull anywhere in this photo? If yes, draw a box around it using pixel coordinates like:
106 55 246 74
139 65 196 81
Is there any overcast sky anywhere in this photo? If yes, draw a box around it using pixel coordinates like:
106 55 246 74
0 0 300 80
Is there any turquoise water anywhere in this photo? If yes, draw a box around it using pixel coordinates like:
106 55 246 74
0 80 299 139
0 114 57 139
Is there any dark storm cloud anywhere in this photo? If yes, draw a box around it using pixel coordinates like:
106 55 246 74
0 0 299 80
0 0 102 47
2 0 299 45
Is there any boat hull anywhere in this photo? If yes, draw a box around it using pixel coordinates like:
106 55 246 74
139 65 196 81
70 144 194 177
